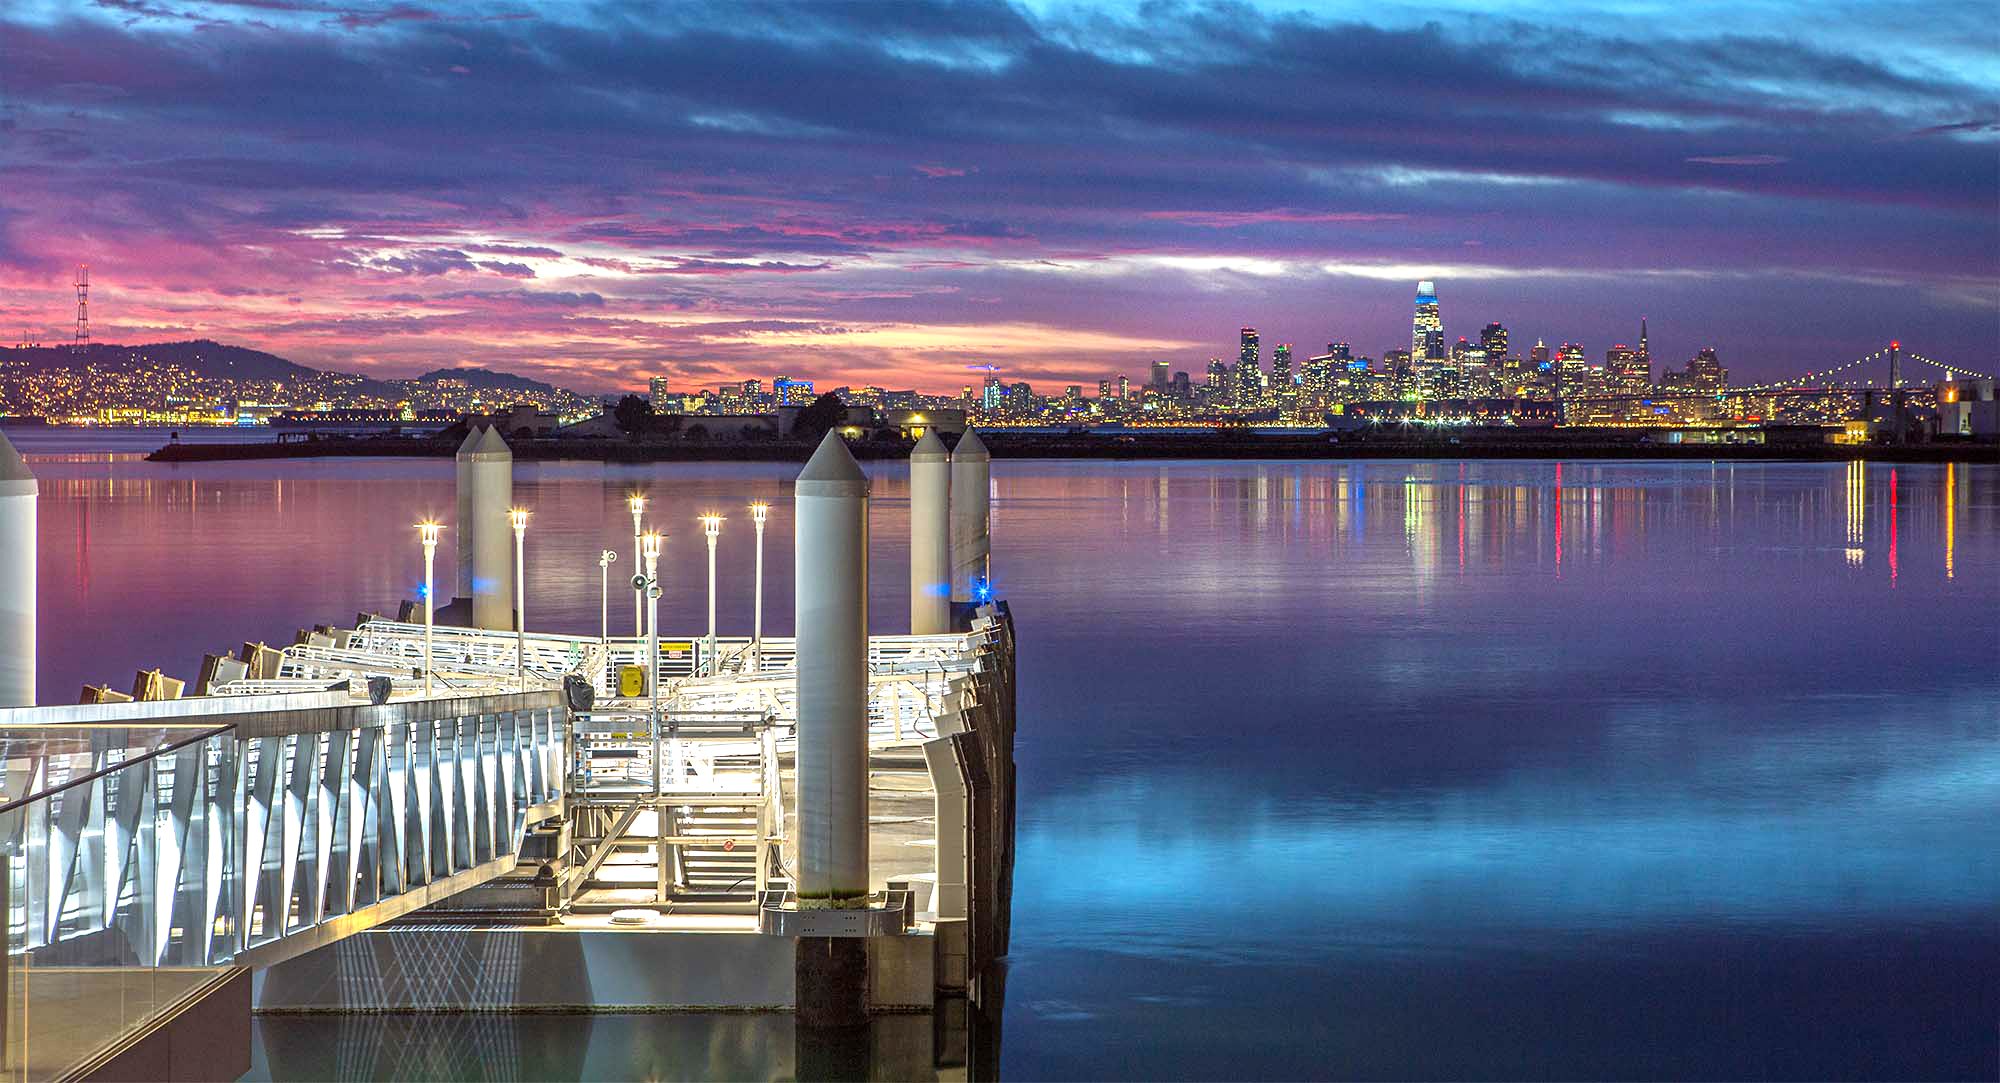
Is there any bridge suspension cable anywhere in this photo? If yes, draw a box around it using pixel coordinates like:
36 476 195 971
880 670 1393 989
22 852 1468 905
1906 352 1994 381
1742 346 1891 391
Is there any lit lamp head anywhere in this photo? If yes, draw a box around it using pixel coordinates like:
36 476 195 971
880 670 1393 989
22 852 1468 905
416 520 443 548
508 507 529 536
641 530 663 562
748 501 769 527
628 494 647 520
700 512 724 540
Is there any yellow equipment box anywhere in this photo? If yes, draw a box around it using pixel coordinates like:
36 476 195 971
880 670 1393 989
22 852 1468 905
617 664 646 698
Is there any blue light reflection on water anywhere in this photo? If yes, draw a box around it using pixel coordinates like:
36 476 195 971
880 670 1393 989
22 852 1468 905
993 459 1997 1080
13 449 1999 1079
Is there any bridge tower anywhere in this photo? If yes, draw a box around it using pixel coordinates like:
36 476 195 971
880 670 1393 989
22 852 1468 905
1888 341 1906 443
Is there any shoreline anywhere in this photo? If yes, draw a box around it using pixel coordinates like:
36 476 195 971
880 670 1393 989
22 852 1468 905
142 432 2000 465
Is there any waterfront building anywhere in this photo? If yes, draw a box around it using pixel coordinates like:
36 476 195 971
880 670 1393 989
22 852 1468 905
774 376 814 406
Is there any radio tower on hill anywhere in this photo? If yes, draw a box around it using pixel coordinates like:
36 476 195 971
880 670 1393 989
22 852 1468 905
72 265 89 355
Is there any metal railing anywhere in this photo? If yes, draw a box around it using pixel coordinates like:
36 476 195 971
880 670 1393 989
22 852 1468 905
1 691 565 971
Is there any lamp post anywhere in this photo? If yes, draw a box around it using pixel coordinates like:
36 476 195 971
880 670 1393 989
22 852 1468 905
699 512 724 675
598 550 617 644
628 494 647 638
749 502 769 672
641 530 663 793
417 521 442 697
510 507 529 691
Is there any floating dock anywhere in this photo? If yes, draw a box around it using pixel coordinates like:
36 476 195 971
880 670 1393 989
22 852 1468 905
0 427 1015 1081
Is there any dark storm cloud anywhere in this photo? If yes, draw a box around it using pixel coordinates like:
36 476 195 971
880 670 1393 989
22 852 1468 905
0 0 1991 388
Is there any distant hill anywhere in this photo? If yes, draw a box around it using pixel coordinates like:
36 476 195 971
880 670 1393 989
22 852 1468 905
1 339 336 382
407 366 557 392
0 342 588 401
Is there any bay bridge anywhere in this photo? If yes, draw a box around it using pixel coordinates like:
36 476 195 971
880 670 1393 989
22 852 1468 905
1372 341 1997 436
0 428 1014 1081
1576 341 1984 409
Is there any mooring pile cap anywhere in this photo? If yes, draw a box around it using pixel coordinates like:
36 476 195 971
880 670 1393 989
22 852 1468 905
954 427 989 461
798 430 868 497
0 430 34 495
470 424 512 460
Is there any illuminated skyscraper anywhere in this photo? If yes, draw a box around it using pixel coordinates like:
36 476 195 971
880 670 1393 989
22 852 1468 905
1272 344 1293 388
1687 347 1727 389
1480 322 1507 364
1237 327 1261 407
1605 345 1643 394
648 375 671 403
1150 360 1171 390
1412 281 1444 367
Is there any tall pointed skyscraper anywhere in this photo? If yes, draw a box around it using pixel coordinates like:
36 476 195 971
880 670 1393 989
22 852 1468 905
1412 281 1443 367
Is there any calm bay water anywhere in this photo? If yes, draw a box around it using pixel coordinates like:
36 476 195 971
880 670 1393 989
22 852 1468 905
8 426 1997 1080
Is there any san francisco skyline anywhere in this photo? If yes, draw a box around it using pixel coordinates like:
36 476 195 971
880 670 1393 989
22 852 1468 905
1 1 1993 395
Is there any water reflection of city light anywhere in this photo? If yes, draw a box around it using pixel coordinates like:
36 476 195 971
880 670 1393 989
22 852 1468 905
1845 459 1865 566
1944 462 1955 580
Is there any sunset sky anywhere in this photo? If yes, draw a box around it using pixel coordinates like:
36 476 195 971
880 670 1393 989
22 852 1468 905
1 0 1993 394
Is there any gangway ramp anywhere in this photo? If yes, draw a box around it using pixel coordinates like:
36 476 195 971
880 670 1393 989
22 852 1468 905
0 688 565 1081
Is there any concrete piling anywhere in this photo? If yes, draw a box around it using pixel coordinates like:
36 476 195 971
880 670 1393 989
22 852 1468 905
469 426 515 630
794 431 871 907
453 425 481 603
794 431 872 1028
0 432 35 707
949 428 990 604
908 432 952 635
